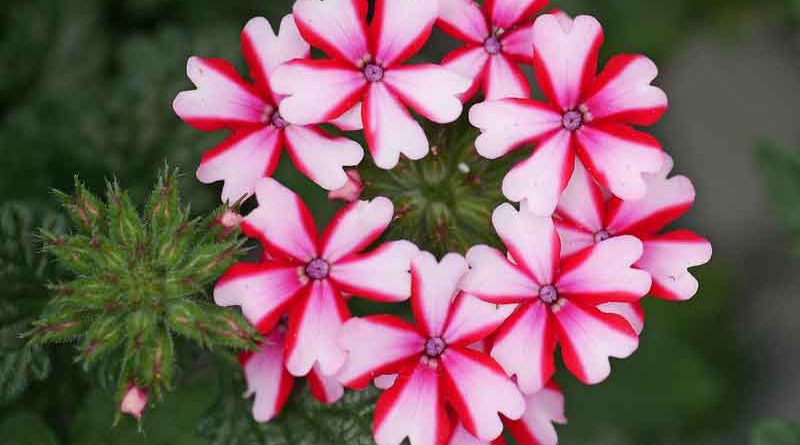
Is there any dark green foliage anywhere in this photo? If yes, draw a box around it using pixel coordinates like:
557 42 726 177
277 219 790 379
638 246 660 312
28 169 258 415
751 419 800 445
757 141 800 252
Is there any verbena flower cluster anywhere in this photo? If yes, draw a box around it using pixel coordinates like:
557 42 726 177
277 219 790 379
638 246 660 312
173 1 713 444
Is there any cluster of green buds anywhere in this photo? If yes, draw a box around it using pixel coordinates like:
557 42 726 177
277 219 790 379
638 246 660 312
28 169 258 420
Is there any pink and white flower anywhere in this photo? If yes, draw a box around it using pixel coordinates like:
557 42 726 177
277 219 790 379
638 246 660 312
240 317 344 423
469 13 667 215
328 169 364 203
214 178 419 379
173 15 364 202
119 383 148 420
438 0 549 101
556 157 712 302
337 252 524 445
461 202 652 393
271 0 471 170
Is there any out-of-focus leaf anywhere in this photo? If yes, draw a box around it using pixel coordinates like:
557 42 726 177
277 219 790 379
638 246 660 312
0 411 59 445
756 141 800 251
752 419 800 445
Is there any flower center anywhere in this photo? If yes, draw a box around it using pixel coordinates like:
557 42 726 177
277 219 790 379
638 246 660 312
593 229 611 243
539 285 559 305
304 258 330 280
363 63 385 83
424 337 447 358
271 110 289 129
483 35 502 55
562 110 584 131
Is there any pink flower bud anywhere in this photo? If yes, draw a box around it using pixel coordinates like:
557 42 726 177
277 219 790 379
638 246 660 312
328 170 363 203
220 209 243 229
120 384 148 420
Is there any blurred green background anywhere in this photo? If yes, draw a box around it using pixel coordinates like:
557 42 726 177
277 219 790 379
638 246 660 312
1 0 799 444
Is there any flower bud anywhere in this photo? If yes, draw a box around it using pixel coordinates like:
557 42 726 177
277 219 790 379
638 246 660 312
119 383 148 420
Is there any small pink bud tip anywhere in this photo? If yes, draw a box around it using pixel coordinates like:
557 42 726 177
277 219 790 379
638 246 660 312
562 110 583 131
328 170 363 203
483 35 502 55
120 384 148 420
305 258 331 280
220 209 243 229
538 285 558 305
424 337 447 358
364 63 385 83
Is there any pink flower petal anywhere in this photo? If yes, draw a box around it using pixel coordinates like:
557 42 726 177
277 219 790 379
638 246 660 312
241 15 310 104
437 0 490 44
371 0 439 67
447 422 495 445
553 300 638 385
364 82 429 169
328 169 364 203
330 240 419 302
575 123 664 201
470 98 562 160
411 252 469 338
500 23 535 63
636 230 712 302
462 245 538 304
442 293 516 347
492 203 560 286
554 220 595 258
441 347 525 441
321 196 394 262
329 102 364 131
196 127 283 204
491 302 556 394
272 59 367 125
442 46 490 102
583 54 667 126
241 333 295 422
487 0 550 30
556 159 605 234
214 262 305 334
284 125 364 191
292 0 369 66
373 361 450 445
384 64 470 123
605 155 695 236
557 235 651 305
505 383 567 445
119 384 149 420
532 14 603 111
375 374 399 390
598 302 644 335
483 54 530 101
173 57 267 131
337 316 424 389
242 178 320 262
502 131 575 216
308 363 345 404
285 279 350 377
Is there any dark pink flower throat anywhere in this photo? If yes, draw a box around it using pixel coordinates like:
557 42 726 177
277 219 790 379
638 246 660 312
364 63 384 83
424 337 446 358
539 285 558 305
305 258 330 280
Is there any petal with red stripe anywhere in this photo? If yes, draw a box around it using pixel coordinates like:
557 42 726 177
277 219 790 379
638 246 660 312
553 300 639 385
292 0 369 66
554 220 595 258
441 347 525 441
329 102 364 131
371 0 439 67
483 54 530 101
242 178 319 262
470 98 561 160
337 315 424 389
442 46 490 102
196 126 283 204
173 57 266 131
384 64 470 123
531 14 603 111
283 125 364 191
556 159 605 234
241 15 310 103
636 230 712 302
487 0 549 30
491 302 556 394
492 204 560 286
308 363 345 404
285 279 350 377
373 362 450 445
556 235 651 305
500 23 535 63
575 122 664 201
437 0 490 44
582 54 667 126
214 262 305 334
411 253 469 338
272 59 367 126
321 196 395 262
502 130 575 216
241 332 295 422
598 302 645 334
462 245 538 304
364 82 429 169
330 241 419 302
442 293 515 347
505 383 567 445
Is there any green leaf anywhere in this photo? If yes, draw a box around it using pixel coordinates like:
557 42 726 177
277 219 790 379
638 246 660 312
752 419 800 445
756 141 800 252
0 411 58 445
